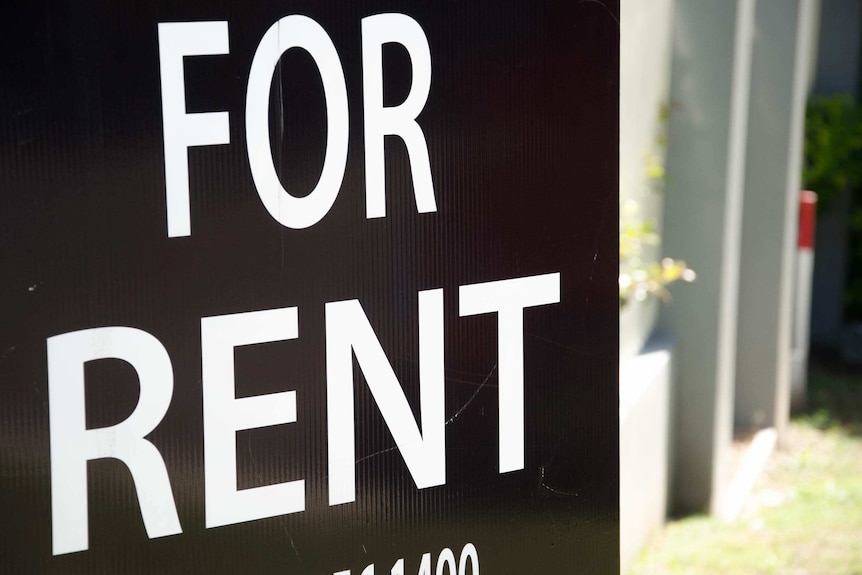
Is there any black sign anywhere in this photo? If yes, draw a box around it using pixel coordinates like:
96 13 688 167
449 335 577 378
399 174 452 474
1 1 619 572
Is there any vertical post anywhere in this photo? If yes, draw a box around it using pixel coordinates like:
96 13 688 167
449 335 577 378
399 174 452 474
735 0 817 442
792 191 818 409
661 0 756 513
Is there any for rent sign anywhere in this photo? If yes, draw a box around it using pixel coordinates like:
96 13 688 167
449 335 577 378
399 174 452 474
0 1 619 573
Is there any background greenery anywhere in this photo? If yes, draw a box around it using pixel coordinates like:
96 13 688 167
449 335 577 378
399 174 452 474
803 94 862 321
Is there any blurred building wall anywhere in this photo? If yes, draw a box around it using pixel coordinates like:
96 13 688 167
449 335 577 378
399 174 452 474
618 1 677 568
620 0 823 569
661 0 756 514
619 0 675 361
809 0 861 345
735 0 817 444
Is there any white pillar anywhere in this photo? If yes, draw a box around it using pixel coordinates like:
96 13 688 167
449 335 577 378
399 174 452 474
735 0 817 443
661 0 755 514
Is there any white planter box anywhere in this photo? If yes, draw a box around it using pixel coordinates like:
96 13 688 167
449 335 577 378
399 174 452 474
620 338 675 571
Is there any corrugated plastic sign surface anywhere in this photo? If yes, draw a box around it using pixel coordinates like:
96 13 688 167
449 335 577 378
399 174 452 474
0 1 619 573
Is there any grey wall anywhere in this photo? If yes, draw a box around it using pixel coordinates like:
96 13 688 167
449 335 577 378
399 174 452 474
810 0 862 344
661 0 755 514
736 0 815 440
813 0 861 96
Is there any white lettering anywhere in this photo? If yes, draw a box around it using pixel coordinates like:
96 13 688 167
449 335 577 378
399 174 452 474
459 543 479 575
326 289 445 505
201 307 305 527
246 15 349 229
362 14 436 218
158 21 230 237
47 327 181 555
436 547 456 575
458 273 561 473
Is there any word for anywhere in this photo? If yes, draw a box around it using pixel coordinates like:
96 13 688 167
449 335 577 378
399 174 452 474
47 274 560 555
335 543 479 575
159 13 435 237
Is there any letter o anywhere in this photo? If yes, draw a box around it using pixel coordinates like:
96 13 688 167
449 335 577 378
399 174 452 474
246 15 349 229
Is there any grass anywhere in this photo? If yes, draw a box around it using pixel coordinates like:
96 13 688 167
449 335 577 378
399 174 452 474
628 360 862 575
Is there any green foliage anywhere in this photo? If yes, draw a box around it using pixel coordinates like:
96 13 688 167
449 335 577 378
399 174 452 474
619 200 695 306
620 103 695 307
803 95 862 208
803 94 862 321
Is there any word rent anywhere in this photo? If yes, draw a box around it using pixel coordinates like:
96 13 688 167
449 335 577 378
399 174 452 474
48 276 560 555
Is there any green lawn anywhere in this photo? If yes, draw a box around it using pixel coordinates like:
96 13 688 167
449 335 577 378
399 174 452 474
628 362 862 575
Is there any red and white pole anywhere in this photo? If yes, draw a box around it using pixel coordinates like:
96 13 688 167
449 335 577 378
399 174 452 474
792 190 817 409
